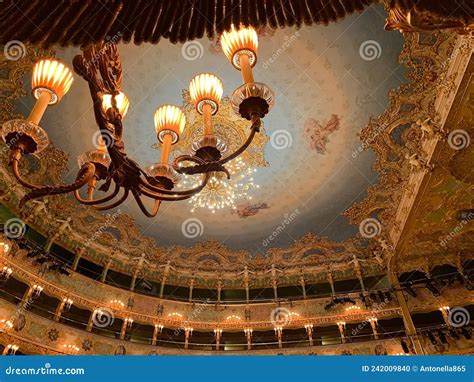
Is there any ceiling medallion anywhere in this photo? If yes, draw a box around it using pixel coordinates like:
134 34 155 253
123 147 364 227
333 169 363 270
167 90 268 213
173 90 269 169
1 25 274 218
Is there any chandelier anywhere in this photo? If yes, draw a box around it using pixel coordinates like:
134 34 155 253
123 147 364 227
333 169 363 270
2 25 274 217
178 156 259 213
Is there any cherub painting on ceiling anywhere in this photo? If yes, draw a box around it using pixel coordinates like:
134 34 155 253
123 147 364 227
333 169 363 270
303 114 341 154
233 202 270 218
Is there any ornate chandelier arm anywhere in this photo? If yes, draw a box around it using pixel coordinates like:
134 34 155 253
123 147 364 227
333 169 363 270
172 116 261 176
18 163 96 208
9 148 41 190
139 174 210 196
73 184 120 206
131 189 162 218
138 156 210 196
87 189 129 211
138 184 203 202
215 116 261 166
9 147 97 206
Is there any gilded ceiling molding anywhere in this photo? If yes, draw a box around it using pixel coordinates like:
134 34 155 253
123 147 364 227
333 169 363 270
172 90 269 168
390 36 472 240
392 51 473 276
344 32 460 226
343 33 474 277
385 7 473 35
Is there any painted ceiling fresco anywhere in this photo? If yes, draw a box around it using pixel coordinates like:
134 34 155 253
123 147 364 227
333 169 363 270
16 4 406 255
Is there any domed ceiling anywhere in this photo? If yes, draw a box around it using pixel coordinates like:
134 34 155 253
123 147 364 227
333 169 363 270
16 5 405 255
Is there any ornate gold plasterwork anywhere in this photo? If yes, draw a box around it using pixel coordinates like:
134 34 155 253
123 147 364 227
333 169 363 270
393 53 474 272
168 90 269 168
0 248 399 329
0 31 471 287
0 46 379 285
0 314 411 356
0 272 472 355
3 245 471 328
344 32 459 226
342 31 474 276
384 2 474 35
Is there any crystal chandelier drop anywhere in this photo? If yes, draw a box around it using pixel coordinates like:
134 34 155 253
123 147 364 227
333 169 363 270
178 157 259 213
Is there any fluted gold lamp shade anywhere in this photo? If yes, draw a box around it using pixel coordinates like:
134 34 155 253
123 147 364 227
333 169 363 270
221 24 258 84
101 92 130 118
32 59 74 105
154 105 186 164
189 73 223 137
27 59 73 126
189 73 223 115
154 105 186 142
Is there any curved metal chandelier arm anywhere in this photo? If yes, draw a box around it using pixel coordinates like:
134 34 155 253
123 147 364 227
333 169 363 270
18 163 96 208
88 188 129 211
74 183 120 206
172 117 261 176
139 166 211 197
9 147 41 190
216 116 261 166
138 185 203 202
139 175 210 196
132 190 162 218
